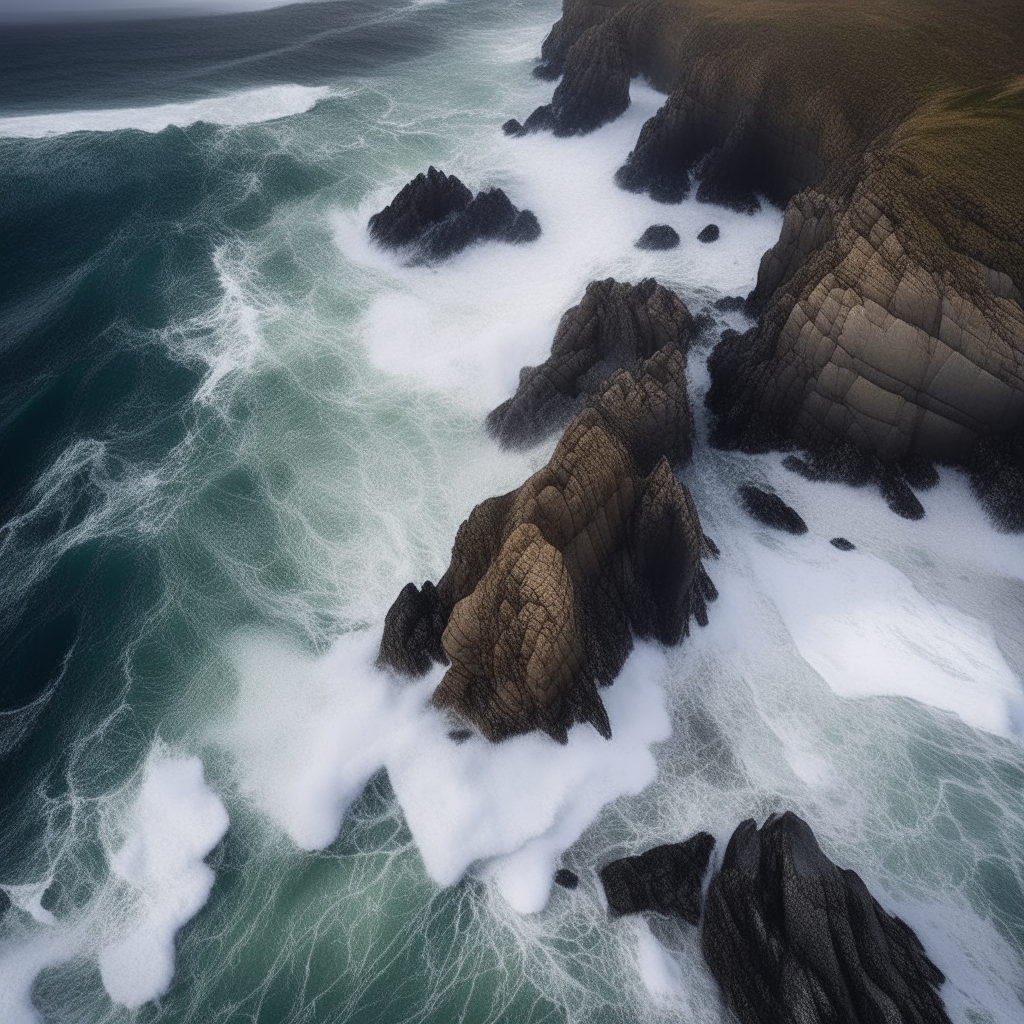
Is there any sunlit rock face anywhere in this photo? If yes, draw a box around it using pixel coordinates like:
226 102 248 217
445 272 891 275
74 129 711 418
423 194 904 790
487 277 695 450
702 812 952 1024
368 165 540 263
379 320 717 743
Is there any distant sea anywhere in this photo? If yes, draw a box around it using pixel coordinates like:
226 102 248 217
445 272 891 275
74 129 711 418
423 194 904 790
2 2 1023 1022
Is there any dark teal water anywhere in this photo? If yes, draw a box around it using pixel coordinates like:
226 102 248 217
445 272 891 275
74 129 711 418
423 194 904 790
2 2 1023 1022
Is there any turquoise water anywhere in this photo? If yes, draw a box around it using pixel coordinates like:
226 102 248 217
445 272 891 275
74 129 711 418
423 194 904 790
2 1 1024 1021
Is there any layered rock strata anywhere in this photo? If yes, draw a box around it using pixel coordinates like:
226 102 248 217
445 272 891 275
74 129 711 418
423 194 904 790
702 812 952 1024
486 278 695 449
368 166 540 262
521 0 1024 526
379 346 717 743
599 831 715 923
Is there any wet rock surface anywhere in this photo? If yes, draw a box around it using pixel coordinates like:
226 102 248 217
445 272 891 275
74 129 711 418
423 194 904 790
368 166 540 262
969 426 1024 532
738 486 808 535
702 812 952 1024
380 344 716 744
487 278 695 449
555 868 580 889
635 224 680 250
698 224 720 243
600 831 715 924
830 537 856 551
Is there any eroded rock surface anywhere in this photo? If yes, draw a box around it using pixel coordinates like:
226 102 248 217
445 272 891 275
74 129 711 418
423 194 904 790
600 831 715 924
368 166 540 262
702 812 952 1024
379 346 716 743
487 278 695 449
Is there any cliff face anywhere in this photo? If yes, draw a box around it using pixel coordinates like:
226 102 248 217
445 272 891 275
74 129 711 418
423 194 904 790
522 0 1024 522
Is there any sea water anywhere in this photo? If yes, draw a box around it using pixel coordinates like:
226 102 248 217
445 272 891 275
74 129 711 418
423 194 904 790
1 1 1023 1021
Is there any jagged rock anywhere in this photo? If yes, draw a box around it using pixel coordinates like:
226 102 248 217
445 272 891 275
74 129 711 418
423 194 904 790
555 868 580 889
377 580 448 675
508 18 630 137
830 537 856 551
368 166 540 262
714 295 745 312
379 348 715 743
698 224 720 243
636 224 680 250
738 486 808 535
702 812 952 1024
487 278 695 449
969 426 1024 531
600 831 716 924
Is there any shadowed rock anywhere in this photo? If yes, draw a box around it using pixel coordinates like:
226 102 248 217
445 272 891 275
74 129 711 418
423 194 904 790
830 537 856 551
487 278 695 449
714 295 745 312
969 425 1024 531
555 868 580 889
368 166 540 262
600 831 716 924
702 812 952 1024
738 486 808 534
698 224 720 243
379 347 716 743
636 224 680 250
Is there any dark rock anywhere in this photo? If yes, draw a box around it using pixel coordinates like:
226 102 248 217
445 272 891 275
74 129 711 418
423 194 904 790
698 224 721 243
554 868 580 889
738 485 808 535
533 61 561 81
448 728 473 744
830 537 856 551
714 295 745 312
695 115 764 213
380 347 716 743
368 166 540 262
378 580 449 676
702 812 952 1024
0 887 10 921
900 454 940 491
502 117 524 136
600 832 716 925
513 20 630 137
969 426 1024 532
636 224 680 250
487 278 695 449
878 463 925 520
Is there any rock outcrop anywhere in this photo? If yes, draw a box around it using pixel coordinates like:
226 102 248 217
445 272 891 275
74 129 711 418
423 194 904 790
968 424 1024 531
702 812 952 1024
368 166 540 262
698 224 719 243
636 224 679 250
599 831 715 924
521 0 1024 527
830 537 856 551
379 346 717 743
738 486 807 535
486 278 695 449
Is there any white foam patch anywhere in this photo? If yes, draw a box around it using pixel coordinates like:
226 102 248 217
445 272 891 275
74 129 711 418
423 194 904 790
746 536 1024 739
332 79 783 413
98 755 230 1008
0 748 227 1020
0 84 332 138
634 920 685 1000
220 631 670 912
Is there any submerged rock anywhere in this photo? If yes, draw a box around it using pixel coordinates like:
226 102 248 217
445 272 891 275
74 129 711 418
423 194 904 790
714 295 745 312
636 224 680 250
738 486 808 535
487 278 695 449
702 812 952 1024
600 831 715 924
379 346 716 744
368 166 540 262
554 868 580 889
830 537 856 551
697 224 720 243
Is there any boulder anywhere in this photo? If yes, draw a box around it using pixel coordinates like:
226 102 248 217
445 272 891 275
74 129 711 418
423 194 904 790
636 224 680 250
379 347 717 743
599 831 715 924
698 224 720 243
702 812 952 1024
738 486 808 535
368 166 540 262
830 537 856 550
555 868 580 889
487 278 695 449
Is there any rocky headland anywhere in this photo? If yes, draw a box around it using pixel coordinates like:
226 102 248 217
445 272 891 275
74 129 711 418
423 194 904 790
510 0 1024 528
379 282 717 743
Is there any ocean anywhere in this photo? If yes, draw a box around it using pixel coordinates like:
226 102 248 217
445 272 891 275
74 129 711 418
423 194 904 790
1 1 1023 1021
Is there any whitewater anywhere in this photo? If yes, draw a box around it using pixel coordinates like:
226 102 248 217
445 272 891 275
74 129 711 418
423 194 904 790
0 1 1022 1022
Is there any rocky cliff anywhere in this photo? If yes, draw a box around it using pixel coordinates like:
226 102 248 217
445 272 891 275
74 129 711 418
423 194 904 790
516 0 1024 525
